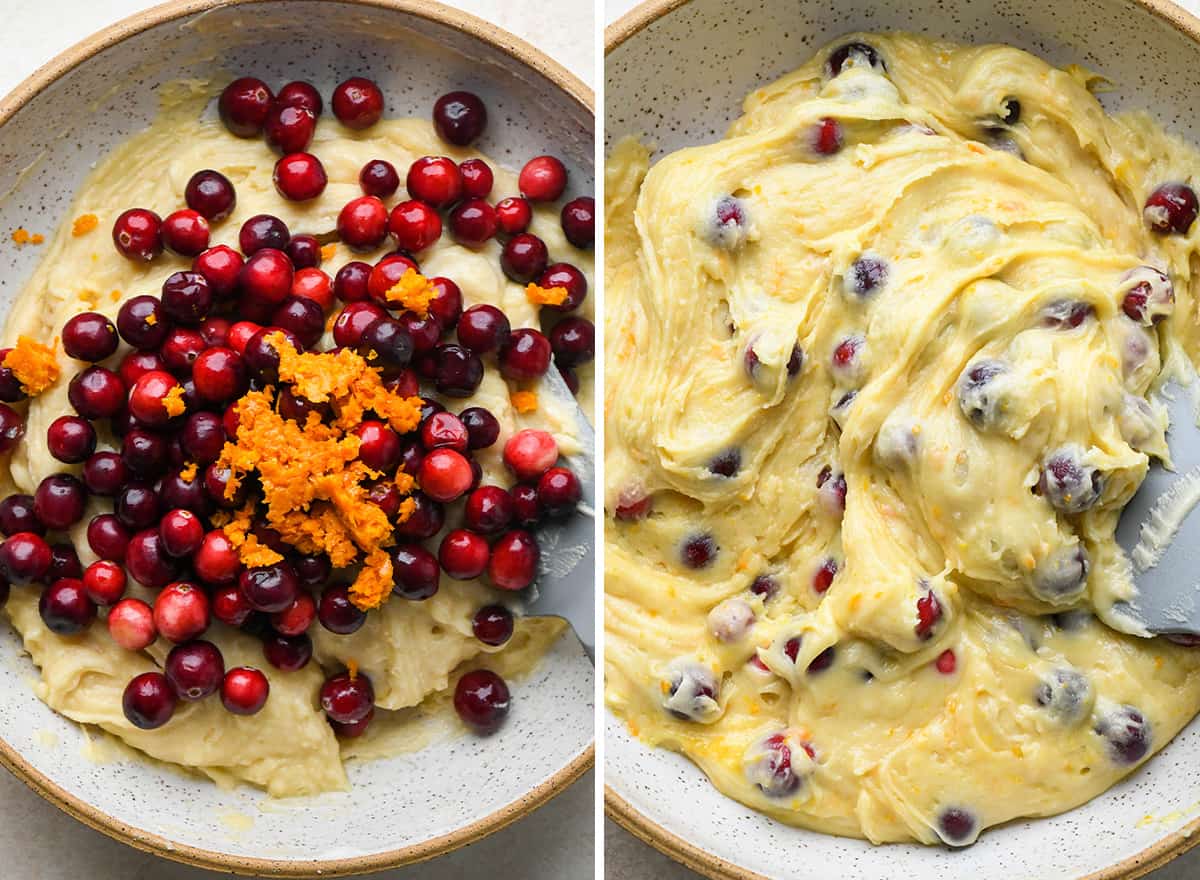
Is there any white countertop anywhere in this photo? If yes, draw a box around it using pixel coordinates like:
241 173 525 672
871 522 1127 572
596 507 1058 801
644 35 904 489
0 1 594 879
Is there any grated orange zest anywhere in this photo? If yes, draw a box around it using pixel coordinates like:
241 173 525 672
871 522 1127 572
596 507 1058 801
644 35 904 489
3 335 59 395
511 390 538 413
524 283 568 307
163 384 186 417
72 214 99 237
384 269 437 317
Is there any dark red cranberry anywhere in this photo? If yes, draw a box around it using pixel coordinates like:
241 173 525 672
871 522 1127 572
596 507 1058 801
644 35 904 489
239 214 290 254
242 327 296 382
160 468 210 515
185 169 237 221
181 411 226 463
67 366 124 421
212 584 253 628
126 529 179 588
398 312 442 355
511 483 541 526
38 577 94 635
937 807 977 847
354 420 401 472
390 543 441 600
519 155 567 202
200 316 232 348
431 90 487 146
87 514 130 562
439 529 490 579
487 530 539 590
813 117 843 154
161 209 211 256
83 559 126 606
424 277 462 327
359 158 399 197
284 235 322 272
362 317 413 366
159 509 204 558
274 152 327 201
1095 705 1152 764
277 80 322 115
239 562 299 613
123 671 177 729
449 198 497 246
827 42 884 77
320 671 375 723
164 640 224 700
452 409 496 452
195 530 242 585
115 482 159 530
116 295 169 349
0 356 24 403
112 208 163 261
500 328 552 380
222 667 269 714
1145 183 1199 235
747 574 779 601
120 433 167 483
46 542 81 581
160 271 213 325
159 328 206 376
395 492 444 539
501 233 549 283
227 321 262 355
62 312 118 362
406 156 462 207
332 77 384 129
263 631 312 670
388 199 442 252
0 494 40 536
495 197 532 235
456 304 510 354
293 554 331 589
337 195 389 251
219 77 274 136
264 103 316 153
472 605 514 646
561 197 595 248
682 533 717 569
538 263 588 313
0 532 51 584
421 411 468 451
549 317 594 367
454 669 510 733
271 297 324 349
434 344 483 397
33 474 85 530
79 452 125 497
538 467 582 517
46 415 95 463
332 301 386 349
0 404 24 451
317 584 366 634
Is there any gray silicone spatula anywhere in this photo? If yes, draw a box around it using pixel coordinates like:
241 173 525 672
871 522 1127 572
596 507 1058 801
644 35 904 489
525 365 595 659
1114 379 1200 640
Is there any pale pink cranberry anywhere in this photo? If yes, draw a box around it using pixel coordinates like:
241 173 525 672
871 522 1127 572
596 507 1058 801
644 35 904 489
153 582 210 643
108 597 156 650
503 429 558 481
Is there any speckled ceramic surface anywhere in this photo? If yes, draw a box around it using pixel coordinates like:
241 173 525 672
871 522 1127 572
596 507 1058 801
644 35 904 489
0 1 593 875
605 1 1200 878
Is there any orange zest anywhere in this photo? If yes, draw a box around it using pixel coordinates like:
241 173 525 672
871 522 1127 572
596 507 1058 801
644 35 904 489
320 242 338 262
511 390 538 413
524 283 568 307
72 214 99 237
384 269 438 318
179 462 198 483
10 228 43 246
3 336 59 395
163 384 186 417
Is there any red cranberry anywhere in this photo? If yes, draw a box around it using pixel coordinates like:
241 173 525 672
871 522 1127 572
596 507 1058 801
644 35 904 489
271 297 324 349
464 486 512 535
126 371 180 428
448 199 497 246
390 543 441 600
359 158 399 197
538 467 581 517
240 249 295 305
126 529 179 588
117 295 170 349
561 196 595 248
501 233 549 283
46 415 95 463
68 367 124 421
456 304 511 354
200 317 231 348
264 103 316 153
226 321 262 355
239 562 299 613
121 430 168 479
83 560 126 606
0 532 50 584
62 312 118 362
161 329 206 377
682 533 717 568
363 317 413 366
318 584 366 634
915 589 944 640
195 530 242 585
499 330 551 382
190 347 244 403
242 328 298 382
46 542 81 582
1145 183 1199 234
495 197 532 235
406 156 462 207
157 509 202 558
164 640 224 701
219 77 274 136
488 529 539 590
161 209 210 257
333 300 387 349
827 42 884 76
0 356 24 403
354 420 401 472
439 529 490 580
38 578 95 635
271 592 316 636
395 492 444 539
433 344 483 397
282 236 321 273
108 597 155 650
421 411 468 451
472 605 514 646
549 317 594 367
179 412 225 464
79 454 125 499
367 254 421 303
320 671 375 723
33 474 85 530
274 152 327 201
813 117 843 154
811 557 838 594
538 263 588 312
222 667 269 714
459 159 494 200
263 631 312 670
87 514 130 562
160 270 213 325
418 448 473 503
336 195 388 251
449 410 495 454
454 669 510 733
123 672 176 728
185 169 237 221
332 77 384 129
432 90 487 145
240 214 290 254
117 352 163 390
333 262 371 304
208 585 250 629
277 80 322 114
116 482 160 530
519 155 567 202
112 208 163 261
0 495 39 536
0 404 24 452
388 199 442 252
423 276 461 325
291 267 334 310
153 582 210 642
505 429 557 482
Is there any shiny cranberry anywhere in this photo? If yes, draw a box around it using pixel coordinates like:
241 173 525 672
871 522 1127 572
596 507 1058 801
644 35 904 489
0 404 24 452
459 160 494 200
0 495 38 536
448 199 497 246
488 530 539 591
44 543 80 583
185 169 237 221
383 199 439 252
273 151 327 201
113 482 158 530
289 270 332 313
1145 183 1198 234
162 640 224 701
278 239 319 277
264 102 316 152
270 297 323 350
33 474 85 530
108 597 155 649
318 583 366 634
501 233 549 283
318 670 373 724
428 344 479 398
330 302 384 351
0 356 24 403
682 533 717 569
195 530 241 585
519 155 568 201
428 90 486 145
116 354 161 393
87 513 130 562
385 543 438 601
455 305 509 355
205 585 249 630
61 311 117 362
418 412 465 453
332 77 384 129
811 116 844 154
116 297 168 351
188 348 243 403
123 671 177 729
417 448 472 503
158 271 212 326
159 329 205 377
199 317 231 349
242 328 297 382
439 529 490 580
178 412 224 464
457 490 508 539
160 209 210 257
510 484 540 526
354 157 398 197
560 196 595 248
262 631 311 671
275 80 321 115
221 323 258 358
37 578 93 635
915 590 943 640
537 264 587 314
271 592 316 636
502 430 555 482
126 371 178 428
68 368 123 421
353 420 401 472
240 249 295 306
335 196 387 252
395 492 444 539
126 529 179 588
0 532 50 584
112 208 163 261
151 582 209 643
367 253 420 302
499 329 551 380
239 562 298 613
221 667 268 714
156 509 202 558
359 318 410 367
120 432 167 481
549 317 594 367
82 559 125 606
406 156 462 207
472 605 513 646
239 213 289 253
44 415 93 464
538 467 581 517
495 197 532 235
454 669 510 733
219 76 273 136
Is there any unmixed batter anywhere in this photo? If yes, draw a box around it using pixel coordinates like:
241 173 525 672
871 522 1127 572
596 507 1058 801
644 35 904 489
605 32 1200 845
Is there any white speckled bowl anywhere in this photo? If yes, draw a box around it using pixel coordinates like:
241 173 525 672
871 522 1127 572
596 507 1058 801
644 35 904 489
0 1 593 875
605 1 1200 878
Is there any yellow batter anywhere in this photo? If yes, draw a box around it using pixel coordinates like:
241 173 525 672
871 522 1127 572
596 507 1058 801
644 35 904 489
605 33 1200 845
2 81 592 796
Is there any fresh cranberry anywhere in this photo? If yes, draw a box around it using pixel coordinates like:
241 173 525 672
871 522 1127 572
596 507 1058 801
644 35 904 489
291 267 334 310
61 311 118 363
115 482 159 530
239 562 299 613
488 530 539 590
204 585 248 630
116 353 163 391
561 196 595 248
332 301 386 349
501 233 549 283
67 367 124 420
459 158 494 199
242 328 297 382
456 304 510 354
503 431 557 483
331 263 370 305
273 152 327 201
448 199 497 246
0 532 50 584
80 559 125 606
332 77 384 129
158 328 205 377
153 582 210 643
504 484 537 527
107 597 155 650
219 77 274 136
200 317 231 349
280 237 320 274
362 317 413 366
161 209 211 257
271 297 324 349
318 584 366 634
432 90 487 145
159 271 212 325
367 253 421 303
44 415 94 464
429 344 480 397
1145 183 1199 234
519 156 567 202
189 347 244 403
239 249 295 305
359 158 400 197
87 514 130 562
126 529 179 588
263 631 312 670
472 605 514 646
394 492 443 540
0 495 39 536
264 103 316 152
549 317 594 367
495 197 532 234
454 669 510 733
538 467 581 517
46 543 81 582
116 296 169 350
538 263 588 313
439 529 490 580
320 671 375 723
395 312 441 357
38 578 94 635
0 404 24 452
33 474 85 530
0 356 24 403
276 80 322 114
240 214 290 254
337 195 388 251
112 208 163 261
226 320 262 355
179 412 225 464
125 371 179 428
123 671 177 729
185 169 237 221
417 448 472 503
385 543 438 600
221 666 269 714
184 249 238 302
354 420 401 472
421 411 468 451
271 592 316 636
163 640 224 701
406 156 462 207
156 509 202 558
459 489 509 538
194 530 242 585
121 430 168 480
499 328 552 380
383 199 439 252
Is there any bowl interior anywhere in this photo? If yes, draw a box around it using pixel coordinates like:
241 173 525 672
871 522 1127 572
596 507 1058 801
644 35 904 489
0 0 593 870
605 1 1200 877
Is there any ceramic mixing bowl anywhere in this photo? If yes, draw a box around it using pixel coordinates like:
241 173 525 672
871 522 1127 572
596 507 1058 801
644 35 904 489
605 1 1200 877
0 0 594 874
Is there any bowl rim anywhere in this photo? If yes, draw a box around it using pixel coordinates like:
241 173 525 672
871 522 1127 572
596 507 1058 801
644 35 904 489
0 0 594 875
603 1 1200 878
